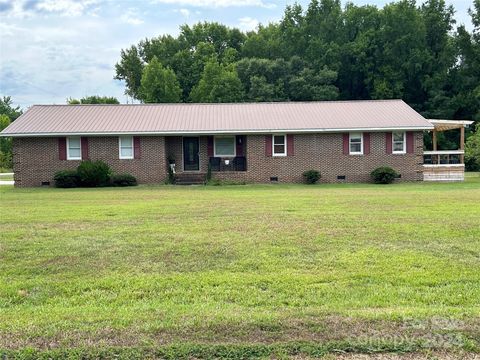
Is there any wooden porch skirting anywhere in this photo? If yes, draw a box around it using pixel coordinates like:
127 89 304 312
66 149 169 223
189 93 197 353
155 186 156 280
423 165 465 181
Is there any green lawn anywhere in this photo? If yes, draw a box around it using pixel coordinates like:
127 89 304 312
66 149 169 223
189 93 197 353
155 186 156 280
1 177 480 358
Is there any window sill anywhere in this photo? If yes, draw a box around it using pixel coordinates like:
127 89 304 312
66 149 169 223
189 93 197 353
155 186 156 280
272 154 287 157
348 153 363 156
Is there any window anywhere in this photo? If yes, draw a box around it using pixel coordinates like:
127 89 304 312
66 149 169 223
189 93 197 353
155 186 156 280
392 132 406 153
273 135 286 156
119 136 134 159
214 136 235 157
349 133 363 155
67 137 81 160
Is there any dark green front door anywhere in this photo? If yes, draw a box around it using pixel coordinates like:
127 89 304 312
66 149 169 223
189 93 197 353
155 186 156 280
183 137 199 171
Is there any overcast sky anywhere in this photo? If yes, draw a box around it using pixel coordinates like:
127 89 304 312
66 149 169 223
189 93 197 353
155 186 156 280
0 0 474 109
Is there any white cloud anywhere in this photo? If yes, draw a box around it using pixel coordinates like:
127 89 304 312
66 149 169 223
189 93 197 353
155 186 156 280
120 9 144 25
35 0 99 16
0 0 101 18
238 16 258 31
178 8 190 17
151 0 275 9
0 23 28 37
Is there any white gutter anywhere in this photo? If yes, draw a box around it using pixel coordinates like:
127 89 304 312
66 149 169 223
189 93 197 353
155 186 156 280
0 126 434 137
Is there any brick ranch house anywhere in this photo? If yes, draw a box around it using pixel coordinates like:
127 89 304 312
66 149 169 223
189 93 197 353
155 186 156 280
0 100 472 187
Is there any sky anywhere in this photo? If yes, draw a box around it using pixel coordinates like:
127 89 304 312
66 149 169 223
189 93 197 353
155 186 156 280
0 0 474 109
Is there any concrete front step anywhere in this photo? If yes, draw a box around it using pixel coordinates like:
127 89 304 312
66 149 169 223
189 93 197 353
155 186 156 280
175 173 206 185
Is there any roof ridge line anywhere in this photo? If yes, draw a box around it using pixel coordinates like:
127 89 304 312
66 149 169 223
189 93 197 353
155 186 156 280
30 99 405 107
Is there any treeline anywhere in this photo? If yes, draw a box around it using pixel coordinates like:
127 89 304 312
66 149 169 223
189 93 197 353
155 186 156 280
0 97 22 170
115 0 480 125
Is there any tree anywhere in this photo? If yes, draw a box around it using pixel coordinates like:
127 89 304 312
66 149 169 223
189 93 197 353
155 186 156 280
0 114 12 169
248 76 276 101
0 96 21 170
113 0 479 126
288 67 338 101
465 124 480 171
139 56 182 103
236 58 288 101
67 96 120 104
0 96 22 121
115 46 144 99
190 60 245 103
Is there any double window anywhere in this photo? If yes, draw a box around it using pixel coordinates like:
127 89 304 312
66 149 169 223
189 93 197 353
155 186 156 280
273 135 286 156
214 136 236 157
392 132 406 153
119 136 134 159
67 137 81 160
349 133 363 155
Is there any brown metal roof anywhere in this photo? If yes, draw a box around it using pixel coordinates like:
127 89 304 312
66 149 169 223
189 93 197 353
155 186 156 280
0 100 433 137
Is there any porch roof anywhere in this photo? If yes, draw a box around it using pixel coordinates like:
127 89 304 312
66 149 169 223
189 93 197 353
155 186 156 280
1 100 434 137
427 119 474 132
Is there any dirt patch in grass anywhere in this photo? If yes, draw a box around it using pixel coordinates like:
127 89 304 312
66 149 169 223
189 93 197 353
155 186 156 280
322 352 480 359
1 315 478 351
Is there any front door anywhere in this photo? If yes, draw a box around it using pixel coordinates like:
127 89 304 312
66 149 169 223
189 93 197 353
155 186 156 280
183 137 200 171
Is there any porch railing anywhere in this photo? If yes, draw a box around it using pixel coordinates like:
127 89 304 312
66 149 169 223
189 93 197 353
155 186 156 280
423 150 464 165
209 157 247 171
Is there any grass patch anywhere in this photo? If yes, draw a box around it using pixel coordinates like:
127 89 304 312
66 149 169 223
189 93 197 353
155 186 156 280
0 178 479 356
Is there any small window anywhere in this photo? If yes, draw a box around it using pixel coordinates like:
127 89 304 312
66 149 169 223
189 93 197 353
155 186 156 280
392 132 406 153
272 135 286 156
119 136 134 159
214 136 235 157
349 133 363 155
67 137 81 160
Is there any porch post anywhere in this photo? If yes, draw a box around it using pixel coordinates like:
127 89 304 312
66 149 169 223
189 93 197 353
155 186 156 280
432 130 438 164
460 126 465 164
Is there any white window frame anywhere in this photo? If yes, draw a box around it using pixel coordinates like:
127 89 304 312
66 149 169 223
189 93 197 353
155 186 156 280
214 136 236 157
392 131 406 154
67 137 82 160
272 134 287 157
349 132 363 155
119 136 134 159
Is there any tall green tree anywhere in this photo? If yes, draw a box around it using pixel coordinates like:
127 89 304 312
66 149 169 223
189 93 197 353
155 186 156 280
114 0 479 131
448 0 480 122
139 56 182 103
190 60 245 103
67 96 120 104
288 67 338 101
0 96 22 121
115 46 144 99
0 96 21 170
0 114 12 169
465 124 480 171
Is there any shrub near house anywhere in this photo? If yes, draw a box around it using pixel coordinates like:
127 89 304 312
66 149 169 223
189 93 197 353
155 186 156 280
371 166 399 184
54 161 137 188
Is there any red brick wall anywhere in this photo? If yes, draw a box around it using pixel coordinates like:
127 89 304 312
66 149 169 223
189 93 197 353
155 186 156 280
12 132 423 187
13 136 166 187
210 132 424 183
